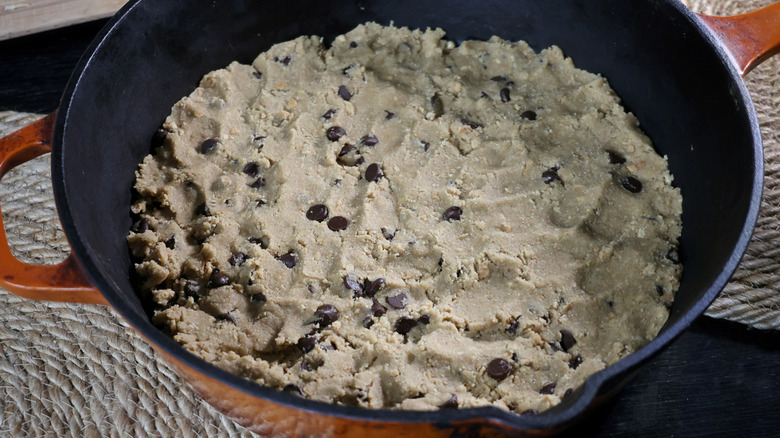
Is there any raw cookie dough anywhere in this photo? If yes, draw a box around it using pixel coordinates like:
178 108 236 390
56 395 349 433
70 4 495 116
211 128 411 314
128 23 682 413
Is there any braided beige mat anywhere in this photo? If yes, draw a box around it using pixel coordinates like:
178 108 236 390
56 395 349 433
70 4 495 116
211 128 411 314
0 1 778 436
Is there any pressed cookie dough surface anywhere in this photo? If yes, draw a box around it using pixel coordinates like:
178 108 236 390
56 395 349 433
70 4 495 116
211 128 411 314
128 23 682 413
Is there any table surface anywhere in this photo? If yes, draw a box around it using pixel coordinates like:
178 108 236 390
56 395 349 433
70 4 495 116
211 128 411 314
1 19 778 438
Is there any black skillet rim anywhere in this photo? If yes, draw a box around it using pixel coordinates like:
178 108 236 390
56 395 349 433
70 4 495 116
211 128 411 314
50 0 764 431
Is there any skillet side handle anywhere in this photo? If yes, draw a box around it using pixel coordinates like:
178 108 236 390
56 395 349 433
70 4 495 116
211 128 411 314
0 112 107 305
697 2 780 76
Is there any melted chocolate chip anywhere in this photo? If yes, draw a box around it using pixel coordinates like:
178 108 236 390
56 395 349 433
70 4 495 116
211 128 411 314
460 118 479 129
486 358 512 380
326 126 346 141
314 304 339 326
200 138 219 154
440 394 458 409
364 278 385 297
560 329 577 352
540 382 557 395
229 252 246 266
371 299 387 317
195 203 211 216
243 162 259 178
385 110 395 120
520 110 537 120
365 163 383 182
322 109 336 120
306 204 329 222
132 218 150 233
251 293 267 303
542 168 562 184
394 317 418 335
569 354 583 369
297 336 317 353
337 85 352 101
607 150 627 164
621 176 643 193
386 293 409 309
443 206 463 221
431 93 444 118
327 216 349 231
277 252 297 268
381 228 396 241
250 177 265 189
500 87 511 103
344 274 364 296
360 135 378 147
208 269 229 288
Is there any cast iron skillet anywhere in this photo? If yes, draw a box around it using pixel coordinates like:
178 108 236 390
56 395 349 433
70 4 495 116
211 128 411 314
1 0 779 435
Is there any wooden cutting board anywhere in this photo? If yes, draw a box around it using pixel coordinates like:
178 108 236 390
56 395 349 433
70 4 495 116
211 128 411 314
0 0 128 41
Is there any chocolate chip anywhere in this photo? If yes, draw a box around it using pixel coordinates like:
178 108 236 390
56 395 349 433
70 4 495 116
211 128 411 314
362 316 374 328
251 293 267 303
385 110 395 120
183 280 199 300
480 91 490 99
386 293 409 309
607 150 627 164
297 336 317 353
394 317 418 335
521 409 538 416
306 204 329 222
132 218 150 233
511 352 519 362
342 65 353 75
277 252 297 268
418 314 431 325
283 384 303 396
200 138 218 154
364 278 385 297
322 109 336 120
490 75 508 82
486 358 512 380
460 118 479 129
560 329 577 352
656 284 665 296
327 216 349 231
344 274 363 296
208 269 229 288
249 177 265 189
338 144 356 157
506 319 519 334
152 128 167 148
540 382 557 395
248 236 267 247
381 228 396 241
360 135 378 147
337 85 352 101
621 176 643 193
229 252 246 266
542 168 561 184
365 163 383 182
349 41 358 48
500 88 511 103
569 355 583 369
421 141 430 152
216 313 236 324
371 299 387 317
314 304 339 326
243 162 259 178
666 248 681 264
355 157 365 166
520 110 537 120
326 126 346 141
252 71 262 79
564 388 574 398
195 203 211 216
443 206 463 221
440 394 458 409
276 56 291 66
431 93 444 118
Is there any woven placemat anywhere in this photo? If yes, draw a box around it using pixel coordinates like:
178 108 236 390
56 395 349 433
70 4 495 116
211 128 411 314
0 1 778 436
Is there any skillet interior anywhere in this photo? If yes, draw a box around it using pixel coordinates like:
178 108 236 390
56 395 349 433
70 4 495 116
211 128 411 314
52 0 762 430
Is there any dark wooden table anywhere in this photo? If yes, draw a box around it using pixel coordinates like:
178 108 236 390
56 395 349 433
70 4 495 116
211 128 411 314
1 20 779 438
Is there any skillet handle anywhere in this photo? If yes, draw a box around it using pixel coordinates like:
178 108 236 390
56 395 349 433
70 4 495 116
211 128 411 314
697 1 780 76
0 112 107 305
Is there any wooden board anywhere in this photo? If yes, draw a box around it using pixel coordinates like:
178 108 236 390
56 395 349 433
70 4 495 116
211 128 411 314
0 0 128 41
